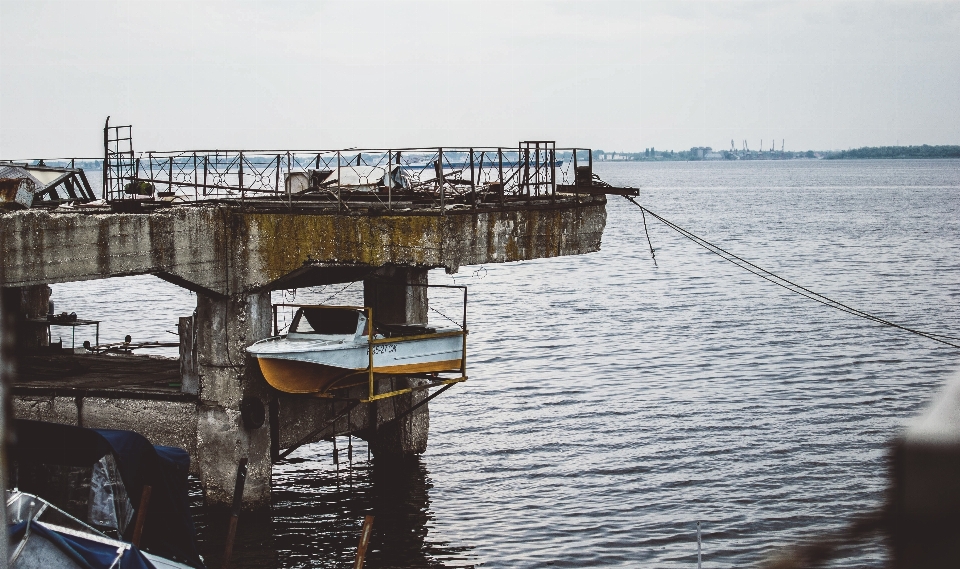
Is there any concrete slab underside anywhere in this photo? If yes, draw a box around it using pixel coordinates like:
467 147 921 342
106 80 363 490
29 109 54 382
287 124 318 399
0 196 607 296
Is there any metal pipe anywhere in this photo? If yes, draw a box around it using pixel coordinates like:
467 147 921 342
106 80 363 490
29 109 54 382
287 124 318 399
551 145 556 196
352 516 375 569
131 485 152 547
461 287 468 375
192 154 197 201
498 148 504 206
534 143 540 196
523 146 530 196
220 458 248 569
367 307 374 400
438 147 444 213
588 146 593 182
284 152 290 208
102 116 109 200
238 151 244 202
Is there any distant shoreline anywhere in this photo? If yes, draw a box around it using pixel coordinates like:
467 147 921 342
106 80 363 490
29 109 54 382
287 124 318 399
595 144 960 162
5 145 959 169
823 145 960 160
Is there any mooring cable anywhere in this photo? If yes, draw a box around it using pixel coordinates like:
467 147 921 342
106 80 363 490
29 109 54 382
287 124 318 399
623 196 960 350
639 206 658 267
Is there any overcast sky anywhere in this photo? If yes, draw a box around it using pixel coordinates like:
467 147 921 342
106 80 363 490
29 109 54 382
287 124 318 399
2 1 959 157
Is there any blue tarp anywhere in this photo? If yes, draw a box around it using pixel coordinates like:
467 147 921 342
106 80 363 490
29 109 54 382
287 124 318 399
13 420 204 568
9 521 156 569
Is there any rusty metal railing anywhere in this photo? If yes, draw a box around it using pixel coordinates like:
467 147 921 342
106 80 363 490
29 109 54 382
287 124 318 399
104 137 596 209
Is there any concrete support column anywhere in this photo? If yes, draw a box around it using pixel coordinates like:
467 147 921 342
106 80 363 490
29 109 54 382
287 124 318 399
195 291 272 509
363 268 431 460
0 283 13 563
364 266 428 326
368 376 430 459
3 285 51 348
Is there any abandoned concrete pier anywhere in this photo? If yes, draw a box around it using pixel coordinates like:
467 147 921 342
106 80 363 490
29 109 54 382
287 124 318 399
1 136 625 508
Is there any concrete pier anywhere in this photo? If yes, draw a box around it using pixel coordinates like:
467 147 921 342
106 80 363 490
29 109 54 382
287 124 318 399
1 196 606 508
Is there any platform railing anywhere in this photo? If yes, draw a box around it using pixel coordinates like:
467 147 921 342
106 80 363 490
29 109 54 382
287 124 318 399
103 145 596 208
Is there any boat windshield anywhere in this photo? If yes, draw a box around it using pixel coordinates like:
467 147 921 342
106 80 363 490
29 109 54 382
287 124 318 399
7 491 108 537
292 308 360 335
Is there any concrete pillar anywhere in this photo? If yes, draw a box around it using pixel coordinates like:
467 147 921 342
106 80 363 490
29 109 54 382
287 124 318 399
195 292 273 509
368 376 430 459
364 266 428 326
363 268 431 460
0 283 12 563
3 285 51 349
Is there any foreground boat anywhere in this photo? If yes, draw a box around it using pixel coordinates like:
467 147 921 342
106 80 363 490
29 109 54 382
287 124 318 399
8 420 204 569
247 304 467 398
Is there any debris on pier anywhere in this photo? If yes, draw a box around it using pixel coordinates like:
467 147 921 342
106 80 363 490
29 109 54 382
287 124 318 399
0 163 96 208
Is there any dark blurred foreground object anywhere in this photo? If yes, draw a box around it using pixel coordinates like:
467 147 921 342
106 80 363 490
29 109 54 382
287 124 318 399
9 419 204 568
763 373 960 568
888 374 960 568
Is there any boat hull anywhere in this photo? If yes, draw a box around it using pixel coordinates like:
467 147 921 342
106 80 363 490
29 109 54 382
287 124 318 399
251 333 464 394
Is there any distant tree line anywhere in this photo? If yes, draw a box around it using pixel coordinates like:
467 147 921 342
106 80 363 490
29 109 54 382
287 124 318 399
590 145 960 162
825 145 960 159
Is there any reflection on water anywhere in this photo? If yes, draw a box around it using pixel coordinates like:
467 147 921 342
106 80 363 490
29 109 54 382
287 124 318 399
190 440 477 569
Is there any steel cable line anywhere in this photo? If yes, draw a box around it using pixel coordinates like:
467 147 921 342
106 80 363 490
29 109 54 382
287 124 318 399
624 197 960 350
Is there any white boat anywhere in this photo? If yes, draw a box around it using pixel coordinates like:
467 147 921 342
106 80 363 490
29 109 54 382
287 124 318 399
246 305 465 395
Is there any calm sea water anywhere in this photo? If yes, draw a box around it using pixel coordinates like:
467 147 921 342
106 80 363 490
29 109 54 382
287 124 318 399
52 159 960 568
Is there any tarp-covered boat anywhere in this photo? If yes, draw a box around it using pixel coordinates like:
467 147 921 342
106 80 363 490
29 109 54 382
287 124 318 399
8 420 204 569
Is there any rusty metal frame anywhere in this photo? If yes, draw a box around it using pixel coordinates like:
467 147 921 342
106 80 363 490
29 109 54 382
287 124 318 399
101 142 587 205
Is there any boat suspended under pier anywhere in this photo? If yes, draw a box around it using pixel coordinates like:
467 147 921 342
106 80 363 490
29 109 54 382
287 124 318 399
249 293 468 401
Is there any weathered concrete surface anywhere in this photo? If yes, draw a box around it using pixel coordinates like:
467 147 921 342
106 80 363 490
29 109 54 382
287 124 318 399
13 395 199 458
195 291 273 508
0 197 606 296
10 375 432 478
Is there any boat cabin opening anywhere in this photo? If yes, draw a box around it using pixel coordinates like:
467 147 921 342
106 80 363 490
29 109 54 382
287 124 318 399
289 307 365 336
284 306 440 339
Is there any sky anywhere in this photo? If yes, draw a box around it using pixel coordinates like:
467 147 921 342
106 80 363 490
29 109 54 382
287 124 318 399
1 0 959 158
